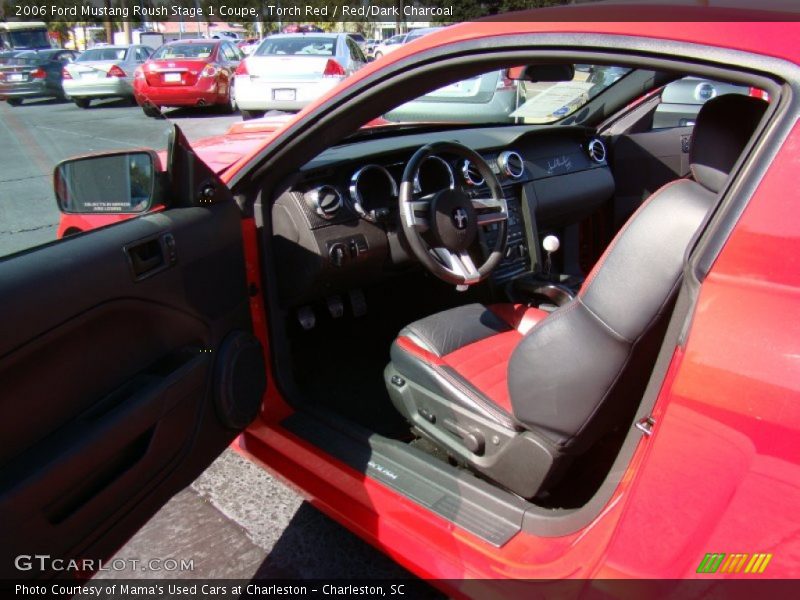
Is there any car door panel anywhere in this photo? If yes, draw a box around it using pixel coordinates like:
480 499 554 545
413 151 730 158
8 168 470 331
0 201 258 578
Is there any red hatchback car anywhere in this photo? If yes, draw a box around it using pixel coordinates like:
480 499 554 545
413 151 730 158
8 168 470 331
133 38 243 116
5 3 800 593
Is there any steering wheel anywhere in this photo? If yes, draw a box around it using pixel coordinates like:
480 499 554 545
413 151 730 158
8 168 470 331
399 141 509 287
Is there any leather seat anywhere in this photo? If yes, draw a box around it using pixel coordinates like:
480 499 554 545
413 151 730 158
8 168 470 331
385 94 768 498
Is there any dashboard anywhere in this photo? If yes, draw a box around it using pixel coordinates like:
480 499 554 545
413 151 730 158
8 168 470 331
271 125 615 307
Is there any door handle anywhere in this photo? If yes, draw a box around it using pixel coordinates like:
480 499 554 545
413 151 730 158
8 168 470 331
124 233 176 280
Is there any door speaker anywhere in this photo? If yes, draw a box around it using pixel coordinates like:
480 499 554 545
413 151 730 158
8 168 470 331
214 331 267 429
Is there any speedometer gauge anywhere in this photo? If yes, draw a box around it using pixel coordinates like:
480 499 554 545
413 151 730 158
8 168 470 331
414 155 455 196
349 164 398 222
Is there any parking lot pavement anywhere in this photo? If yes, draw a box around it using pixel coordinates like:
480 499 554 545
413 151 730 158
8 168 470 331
0 97 239 257
94 449 437 585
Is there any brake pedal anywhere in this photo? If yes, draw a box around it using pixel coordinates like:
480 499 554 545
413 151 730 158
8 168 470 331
297 306 316 330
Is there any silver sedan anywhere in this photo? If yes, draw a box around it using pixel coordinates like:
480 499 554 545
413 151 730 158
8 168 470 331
235 34 366 119
63 45 153 108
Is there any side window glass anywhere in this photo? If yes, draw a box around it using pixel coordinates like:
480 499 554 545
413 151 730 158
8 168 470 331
351 40 365 62
0 60 171 258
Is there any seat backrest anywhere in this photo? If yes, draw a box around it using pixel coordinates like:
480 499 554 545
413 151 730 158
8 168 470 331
508 94 768 450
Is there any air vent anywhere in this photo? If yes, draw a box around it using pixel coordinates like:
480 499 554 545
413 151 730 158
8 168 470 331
461 160 485 187
497 151 524 179
587 139 607 163
308 185 342 220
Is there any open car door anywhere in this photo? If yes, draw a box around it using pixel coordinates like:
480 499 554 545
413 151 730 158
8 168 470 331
0 127 266 579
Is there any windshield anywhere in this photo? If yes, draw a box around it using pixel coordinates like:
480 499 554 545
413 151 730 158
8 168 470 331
152 43 215 60
254 37 336 57
383 64 631 126
0 29 50 50
78 48 127 62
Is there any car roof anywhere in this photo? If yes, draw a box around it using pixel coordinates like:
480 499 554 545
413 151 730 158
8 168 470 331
0 21 47 31
19 49 61 56
268 33 340 40
384 7 800 65
83 45 131 50
164 39 218 45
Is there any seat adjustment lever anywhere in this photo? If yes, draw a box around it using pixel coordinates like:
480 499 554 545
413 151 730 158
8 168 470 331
443 419 485 455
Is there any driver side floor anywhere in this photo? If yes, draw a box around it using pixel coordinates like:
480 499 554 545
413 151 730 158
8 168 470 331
287 272 486 438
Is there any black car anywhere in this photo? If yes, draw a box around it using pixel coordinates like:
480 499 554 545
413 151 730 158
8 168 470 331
0 48 78 106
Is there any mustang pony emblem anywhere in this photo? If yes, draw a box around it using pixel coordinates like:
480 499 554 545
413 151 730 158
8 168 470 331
452 207 468 230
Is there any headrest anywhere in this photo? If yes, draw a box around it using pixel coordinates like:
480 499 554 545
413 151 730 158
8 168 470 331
690 94 768 193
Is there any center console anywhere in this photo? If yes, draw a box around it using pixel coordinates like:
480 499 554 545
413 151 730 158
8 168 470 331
478 186 583 312
478 190 530 284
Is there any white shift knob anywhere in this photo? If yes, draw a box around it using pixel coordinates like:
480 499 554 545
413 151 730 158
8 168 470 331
542 235 560 253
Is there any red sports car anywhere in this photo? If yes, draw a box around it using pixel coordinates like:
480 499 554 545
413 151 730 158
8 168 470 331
4 3 800 592
133 38 243 117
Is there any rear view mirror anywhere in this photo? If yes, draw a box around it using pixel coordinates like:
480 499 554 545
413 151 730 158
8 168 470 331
54 151 161 214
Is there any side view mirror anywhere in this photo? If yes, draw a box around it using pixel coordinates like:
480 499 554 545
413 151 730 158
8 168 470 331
54 150 162 214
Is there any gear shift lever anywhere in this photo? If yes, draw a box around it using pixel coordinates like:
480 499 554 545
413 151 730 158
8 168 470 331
542 235 560 277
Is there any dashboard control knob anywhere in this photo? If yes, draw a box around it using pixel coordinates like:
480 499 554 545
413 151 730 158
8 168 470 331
329 243 347 267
